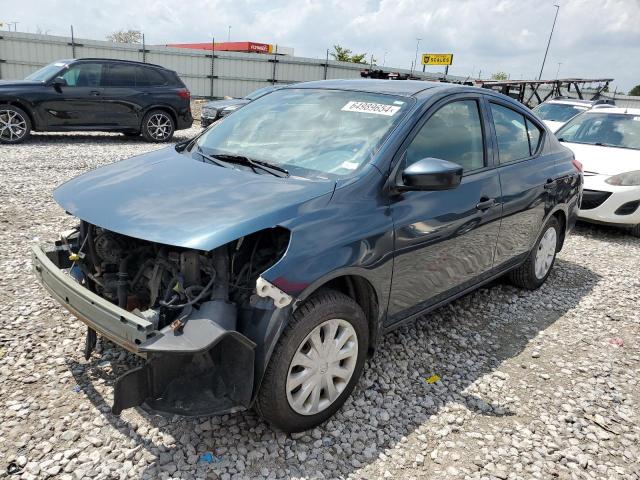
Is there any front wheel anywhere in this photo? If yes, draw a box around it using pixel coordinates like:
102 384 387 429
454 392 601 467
509 216 560 289
0 104 32 144
141 109 175 142
255 289 369 432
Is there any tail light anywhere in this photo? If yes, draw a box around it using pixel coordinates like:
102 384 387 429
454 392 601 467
177 88 190 100
572 158 583 172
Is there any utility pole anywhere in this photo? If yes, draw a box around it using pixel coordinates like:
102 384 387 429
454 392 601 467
382 51 388 67
411 38 421 76
70 25 76 58
538 4 560 80
555 62 562 79
227 26 231 42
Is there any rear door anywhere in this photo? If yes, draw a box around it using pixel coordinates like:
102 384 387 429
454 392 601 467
38 62 106 128
387 94 502 325
486 98 557 267
101 63 146 128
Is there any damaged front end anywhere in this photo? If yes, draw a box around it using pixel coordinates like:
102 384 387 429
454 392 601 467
32 221 291 416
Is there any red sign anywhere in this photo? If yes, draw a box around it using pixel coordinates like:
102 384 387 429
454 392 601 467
167 42 273 54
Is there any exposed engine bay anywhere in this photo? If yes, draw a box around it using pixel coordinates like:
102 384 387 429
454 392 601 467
36 221 292 416
63 221 290 331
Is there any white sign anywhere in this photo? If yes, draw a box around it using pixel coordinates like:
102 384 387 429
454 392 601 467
341 101 401 116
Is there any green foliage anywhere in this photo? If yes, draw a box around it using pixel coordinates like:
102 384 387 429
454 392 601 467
330 45 368 64
106 29 142 44
629 84 640 96
490 72 509 80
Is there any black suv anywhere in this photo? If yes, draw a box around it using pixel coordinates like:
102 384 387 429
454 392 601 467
0 58 193 144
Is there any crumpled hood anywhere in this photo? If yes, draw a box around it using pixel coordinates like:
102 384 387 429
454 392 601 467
562 142 640 175
54 147 335 250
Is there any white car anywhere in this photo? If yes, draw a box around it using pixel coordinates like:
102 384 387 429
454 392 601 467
555 107 640 236
533 98 614 132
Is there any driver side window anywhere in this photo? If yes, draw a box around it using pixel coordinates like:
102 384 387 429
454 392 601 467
61 63 103 87
406 100 485 172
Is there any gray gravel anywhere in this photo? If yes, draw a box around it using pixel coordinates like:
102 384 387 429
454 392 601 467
1 128 639 480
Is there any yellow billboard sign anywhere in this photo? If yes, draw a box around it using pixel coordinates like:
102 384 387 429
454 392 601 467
421 54 453 66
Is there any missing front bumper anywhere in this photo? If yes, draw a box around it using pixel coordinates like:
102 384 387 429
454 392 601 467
32 244 257 416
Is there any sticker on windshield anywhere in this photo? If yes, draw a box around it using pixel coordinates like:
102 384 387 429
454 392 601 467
342 101 401 116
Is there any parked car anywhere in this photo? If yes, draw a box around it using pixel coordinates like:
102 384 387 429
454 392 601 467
32 79 581 432
200 85 281 126
0 58 193 144
555 107 640 235
532 97 615 132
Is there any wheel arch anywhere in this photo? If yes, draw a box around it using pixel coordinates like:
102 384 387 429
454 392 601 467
140 105 178 128
294 271 383 356
1 100 37 130
552 208 567 251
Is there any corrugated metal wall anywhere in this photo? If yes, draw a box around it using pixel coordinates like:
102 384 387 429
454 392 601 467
0 31 461 98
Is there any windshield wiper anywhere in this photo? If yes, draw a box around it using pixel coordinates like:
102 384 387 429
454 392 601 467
212 154 289 178
193 147 229 168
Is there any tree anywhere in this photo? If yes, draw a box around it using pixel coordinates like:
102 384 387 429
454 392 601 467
490 72 509 80
106 29 142 44
629 84 640 96
330 44 368 64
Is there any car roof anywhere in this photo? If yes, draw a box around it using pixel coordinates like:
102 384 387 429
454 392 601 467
69 58 167 70
282 79 452 97
583 107 640 115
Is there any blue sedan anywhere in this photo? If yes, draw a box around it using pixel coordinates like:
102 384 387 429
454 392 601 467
33 79 581 432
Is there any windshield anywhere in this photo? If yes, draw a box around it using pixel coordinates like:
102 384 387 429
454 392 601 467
25 62 67 82
244 86 275 100
191 88 412 178
556 112 640 150
533 103 588 122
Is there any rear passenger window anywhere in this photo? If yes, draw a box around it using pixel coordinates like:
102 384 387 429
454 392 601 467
490 103 533 163
136 67 167 87
102 64 137 87
526 118 542 154
406 100 485 172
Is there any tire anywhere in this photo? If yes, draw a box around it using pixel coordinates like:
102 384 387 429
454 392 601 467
0 104 32 144
629 224 640 237
255 289 369 432
509 216 561 290
141 109 175 142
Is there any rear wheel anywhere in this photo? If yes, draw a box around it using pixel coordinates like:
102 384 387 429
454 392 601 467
509 216 560 289
141 109 175 142
255 289 368 432
629 224 640 237
0 104 31 144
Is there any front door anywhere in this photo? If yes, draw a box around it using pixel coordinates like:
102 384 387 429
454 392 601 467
387 95 502 325
38 62 106 128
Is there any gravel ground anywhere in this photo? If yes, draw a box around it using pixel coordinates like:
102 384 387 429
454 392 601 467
1 127 639 480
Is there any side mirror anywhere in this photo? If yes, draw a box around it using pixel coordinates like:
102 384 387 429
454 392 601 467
398 157 463 191
52 76 67 90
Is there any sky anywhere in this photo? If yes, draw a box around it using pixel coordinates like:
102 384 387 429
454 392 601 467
3 0 640 92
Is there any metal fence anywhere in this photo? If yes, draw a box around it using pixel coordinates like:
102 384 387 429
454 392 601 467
0 31 464 98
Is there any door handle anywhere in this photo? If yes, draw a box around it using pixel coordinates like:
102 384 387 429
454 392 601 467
476 197 495 211
89 90 101 96
543 178 556 190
